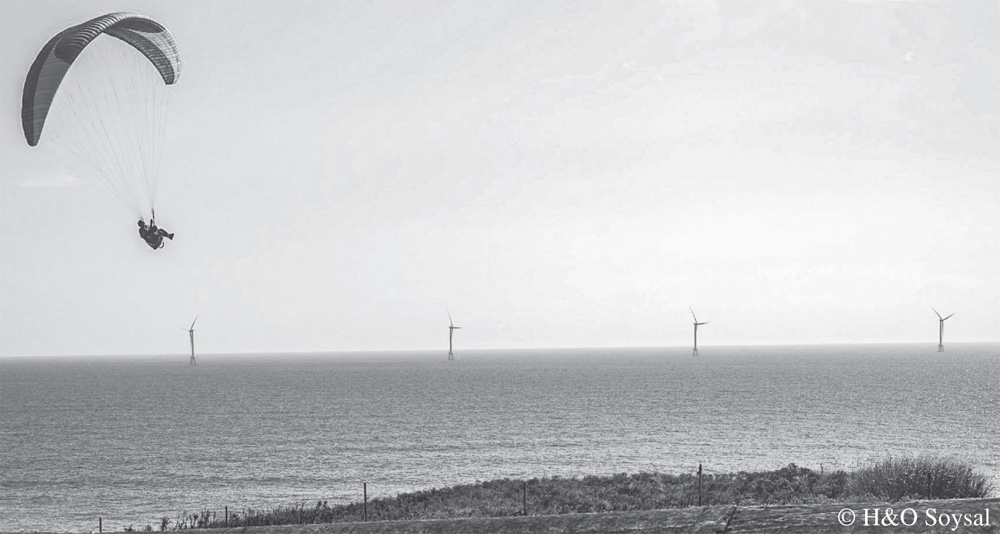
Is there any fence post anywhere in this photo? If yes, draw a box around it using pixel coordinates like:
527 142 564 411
927 472 932 499
98 517 102 533
523 481 527 516
364 482 368 522
698 463 703 507
225 506 228 527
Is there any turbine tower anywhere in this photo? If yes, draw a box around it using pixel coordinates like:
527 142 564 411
690 307 708 356
447 311 462 360
931 307 954 352
187 316 198 365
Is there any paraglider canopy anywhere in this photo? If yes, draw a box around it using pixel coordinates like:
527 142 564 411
22 12 182 146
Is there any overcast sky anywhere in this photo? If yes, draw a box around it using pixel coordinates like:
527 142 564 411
1 0 997 357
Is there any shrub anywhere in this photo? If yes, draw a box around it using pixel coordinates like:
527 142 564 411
848 456 993 501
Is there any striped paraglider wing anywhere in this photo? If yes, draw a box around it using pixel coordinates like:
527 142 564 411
21 12 181 147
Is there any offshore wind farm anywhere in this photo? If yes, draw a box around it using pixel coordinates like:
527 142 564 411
1 0 998 533
167 304 975 364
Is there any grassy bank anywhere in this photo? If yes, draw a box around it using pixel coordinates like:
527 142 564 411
154 457 991 531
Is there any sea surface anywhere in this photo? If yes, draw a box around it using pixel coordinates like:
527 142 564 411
1 344 998 533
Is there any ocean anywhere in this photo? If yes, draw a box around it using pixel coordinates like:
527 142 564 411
1 344 997 533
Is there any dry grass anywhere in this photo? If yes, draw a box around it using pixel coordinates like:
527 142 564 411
160 457 991 530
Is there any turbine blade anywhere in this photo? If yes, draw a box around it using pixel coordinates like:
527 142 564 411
448 310 454 328
931 307 942 320
190 315 199 329
689 307 698 322
943 313 955 321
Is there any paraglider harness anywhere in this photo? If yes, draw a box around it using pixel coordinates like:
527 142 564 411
138 210 174 250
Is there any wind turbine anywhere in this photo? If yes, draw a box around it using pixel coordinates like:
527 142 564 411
689 307 708 356
186 316 198 365
931 307 954 352
447 311 462 361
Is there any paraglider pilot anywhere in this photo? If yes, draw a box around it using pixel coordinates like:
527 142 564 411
137 212 174 250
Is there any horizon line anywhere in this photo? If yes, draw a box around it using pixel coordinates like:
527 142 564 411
3 340 999 359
